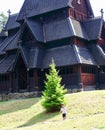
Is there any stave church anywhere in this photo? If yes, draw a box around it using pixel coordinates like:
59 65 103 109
0 0 105 94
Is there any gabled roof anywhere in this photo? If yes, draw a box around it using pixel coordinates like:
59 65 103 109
16 0 72 21
4 14 20 31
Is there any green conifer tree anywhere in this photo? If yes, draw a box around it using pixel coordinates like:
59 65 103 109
42 60 67 112
0 12 7 31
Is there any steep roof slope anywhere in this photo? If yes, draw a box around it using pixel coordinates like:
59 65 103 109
21 46 44 69
17 0 94 21
42 45 78 68
4 14 20 31
0 53 17 74
16 0 72 21
42 44 97 68
82 17 103 40
75 45 97 65
24 17 103 42
88 44 105 65
27 19 44 42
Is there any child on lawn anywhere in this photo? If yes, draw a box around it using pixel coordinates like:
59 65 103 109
60 104 67 120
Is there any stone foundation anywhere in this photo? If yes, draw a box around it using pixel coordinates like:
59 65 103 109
0 86 96 101
0 91 42 101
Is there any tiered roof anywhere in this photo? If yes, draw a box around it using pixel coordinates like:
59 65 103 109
0 0 105 74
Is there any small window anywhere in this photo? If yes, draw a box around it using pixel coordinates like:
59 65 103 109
77 0 81 4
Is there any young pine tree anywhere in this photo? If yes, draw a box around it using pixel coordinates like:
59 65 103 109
42 60 67 112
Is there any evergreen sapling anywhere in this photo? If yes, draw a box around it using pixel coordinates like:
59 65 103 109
42 60 67 112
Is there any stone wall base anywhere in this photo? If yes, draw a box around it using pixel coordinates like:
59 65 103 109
0 86 96 101
0 91 42 101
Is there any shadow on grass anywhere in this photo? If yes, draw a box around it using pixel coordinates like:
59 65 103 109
0 98 40 115
18 111 59 128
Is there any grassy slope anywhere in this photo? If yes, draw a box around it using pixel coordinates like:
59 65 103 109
0 90 105 130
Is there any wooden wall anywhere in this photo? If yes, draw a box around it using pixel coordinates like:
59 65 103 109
81 73 96 85
69 0 90 21
0 74 11 93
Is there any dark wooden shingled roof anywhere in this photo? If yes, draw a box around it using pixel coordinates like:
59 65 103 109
4 14 20 31
21 47 29 67
26 17 88 42
42 44 97 68
27 19 44 42
4 31 20 51
0 37 4 45
88 44 105 65
0 34 15 54
25 17 102 42
16 0 94 21
21 47 44 69
82 17 103 40
42 45 78 68
17 0 71 21
29 47 44 68
0 53 16 74
43 18 75 42
76 45 97 65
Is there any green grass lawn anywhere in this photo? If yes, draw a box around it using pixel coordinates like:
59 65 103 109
0 90 105 130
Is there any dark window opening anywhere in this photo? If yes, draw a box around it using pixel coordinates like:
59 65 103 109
29 70 34 77
82 66 96 74
0 75 9 82
57 66 74 75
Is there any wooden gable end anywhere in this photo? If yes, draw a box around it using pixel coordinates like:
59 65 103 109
19 23 36 48
69 0 94 21
21 27 34 43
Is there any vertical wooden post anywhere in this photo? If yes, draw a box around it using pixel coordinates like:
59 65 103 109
27 68 30 92
9 73 12 93
34 69 39 91
17 69 20 92
96 66 100 89
78 65 83 90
